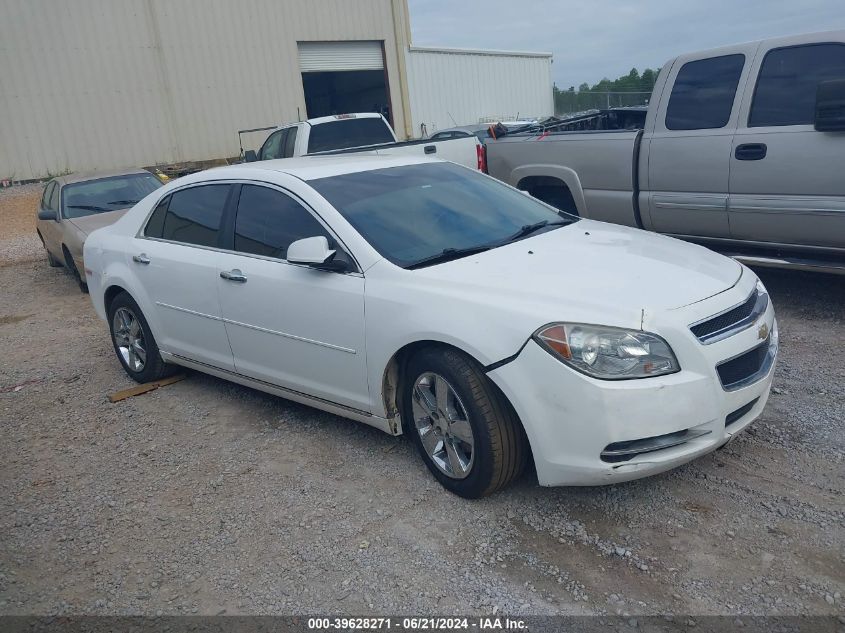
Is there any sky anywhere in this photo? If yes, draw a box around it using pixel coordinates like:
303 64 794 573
407 0 845 89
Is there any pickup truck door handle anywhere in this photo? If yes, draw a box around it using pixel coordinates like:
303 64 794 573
424 145 437 154
735 143 767 161
132 253 151 265
220 269 247 283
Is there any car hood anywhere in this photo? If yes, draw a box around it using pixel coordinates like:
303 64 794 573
67 209 129 236
407 220 741 315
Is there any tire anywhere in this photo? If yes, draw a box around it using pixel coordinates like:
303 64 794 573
402 347 526 498
107 291 173 384
38 233 62 267
62 246 88 293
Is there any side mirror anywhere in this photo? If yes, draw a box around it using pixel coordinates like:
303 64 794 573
244 149 258 163
287 236 348 272
814 79 845 132
38 208 57 221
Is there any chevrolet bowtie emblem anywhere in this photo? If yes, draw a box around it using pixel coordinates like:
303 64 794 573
758 323 769 341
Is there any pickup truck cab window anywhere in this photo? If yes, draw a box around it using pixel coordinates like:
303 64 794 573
307 117 395 153
665 54 745 130
282 127 298 158
233 184 331 260
151 184 230 248
749 43 845 127
259 129 286 161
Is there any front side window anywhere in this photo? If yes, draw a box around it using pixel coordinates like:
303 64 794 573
259 130 286 161
41 182 56 209
234 185 331 260
61 173 163 219
158 184 229 247
310 162 576 268
665 54 745 130
749 43 845 127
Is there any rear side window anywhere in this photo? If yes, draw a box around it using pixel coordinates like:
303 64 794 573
283 127 298 158
307 118 394 153
144 195 170 238
42 182 55 209
665 54 745 130
749 43 845 127
234 185 330 260
157 185 229 247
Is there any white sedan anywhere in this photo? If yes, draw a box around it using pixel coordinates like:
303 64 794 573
84 155 777 498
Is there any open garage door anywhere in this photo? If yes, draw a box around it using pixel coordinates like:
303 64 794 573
298 41 392 126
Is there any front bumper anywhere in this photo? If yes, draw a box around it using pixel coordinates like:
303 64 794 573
487 276 777 487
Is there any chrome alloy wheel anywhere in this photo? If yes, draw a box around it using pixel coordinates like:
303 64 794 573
412 372 475 479
112 307 147 373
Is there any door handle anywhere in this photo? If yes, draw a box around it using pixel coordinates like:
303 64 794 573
424 145 437 154
735 143 767 161
132 253 151 265
220 269 247 283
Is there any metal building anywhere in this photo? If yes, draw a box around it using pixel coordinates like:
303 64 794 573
406 46 554 137
0 0 414 181
0 0 553 181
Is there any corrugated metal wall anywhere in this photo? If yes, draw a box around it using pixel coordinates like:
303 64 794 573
406 47 553 137
0 0 412 181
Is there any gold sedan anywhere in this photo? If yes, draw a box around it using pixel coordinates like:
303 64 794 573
36 169 164 292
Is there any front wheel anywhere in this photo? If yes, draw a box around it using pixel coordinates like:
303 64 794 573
402 348 526 498
107 292 173 383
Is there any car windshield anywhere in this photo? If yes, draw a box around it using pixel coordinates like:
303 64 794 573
310 162 578 269
62 173 163 219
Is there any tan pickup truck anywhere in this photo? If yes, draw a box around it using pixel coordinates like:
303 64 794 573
486 30 845 274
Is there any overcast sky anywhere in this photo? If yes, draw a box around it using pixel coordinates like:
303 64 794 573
408 0 845 89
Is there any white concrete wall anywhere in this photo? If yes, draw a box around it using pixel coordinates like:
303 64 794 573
0 0 412 180
406 46 553 137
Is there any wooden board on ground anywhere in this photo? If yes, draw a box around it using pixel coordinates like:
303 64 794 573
107 374 186 403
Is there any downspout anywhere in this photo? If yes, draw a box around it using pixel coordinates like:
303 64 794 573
390 0 413 140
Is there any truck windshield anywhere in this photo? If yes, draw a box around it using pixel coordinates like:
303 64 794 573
307 118 395 153
62 173 163 219
310 162 578 269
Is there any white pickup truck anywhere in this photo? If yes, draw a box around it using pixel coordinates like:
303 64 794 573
244 112 485 171
486 31 845 274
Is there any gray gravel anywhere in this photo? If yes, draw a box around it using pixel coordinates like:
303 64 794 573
0 238 843 617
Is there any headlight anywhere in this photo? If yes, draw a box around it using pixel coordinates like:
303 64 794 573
533 323 680 380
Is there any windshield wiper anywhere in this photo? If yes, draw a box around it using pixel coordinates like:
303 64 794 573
66 204 110 212
106 199 139 205
502 218 571 244
406 245 494 270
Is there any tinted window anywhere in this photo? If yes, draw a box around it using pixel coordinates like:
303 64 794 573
259 130 285 160
62 173 163 219
307 118 394 153
666 54 745 130
42 182 55 209
234 185 330 260
310 162 576 268
750 43 845 127
161 185 229 247
283 127 298 158
144 195 170 238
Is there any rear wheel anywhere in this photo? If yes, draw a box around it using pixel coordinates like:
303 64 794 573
107 292 173 383
402 347 526 498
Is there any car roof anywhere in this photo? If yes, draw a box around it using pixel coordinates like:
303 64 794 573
176 155 442 184
54 168 153 186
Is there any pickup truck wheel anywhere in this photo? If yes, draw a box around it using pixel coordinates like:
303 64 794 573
108 292 173 384
403 348 526 498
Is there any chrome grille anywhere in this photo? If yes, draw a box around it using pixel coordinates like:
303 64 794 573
690 288 767 344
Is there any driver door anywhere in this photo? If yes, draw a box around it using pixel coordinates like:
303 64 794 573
215 182 370 412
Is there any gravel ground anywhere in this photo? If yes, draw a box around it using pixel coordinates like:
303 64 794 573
0 186 843 617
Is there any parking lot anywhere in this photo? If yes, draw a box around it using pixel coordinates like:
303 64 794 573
1 186 843 616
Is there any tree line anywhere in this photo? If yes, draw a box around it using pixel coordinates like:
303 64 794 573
554 68 660 114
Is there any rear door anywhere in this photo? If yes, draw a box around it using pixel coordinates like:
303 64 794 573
645 46 755 237
135 183 235 371
729 39 845 248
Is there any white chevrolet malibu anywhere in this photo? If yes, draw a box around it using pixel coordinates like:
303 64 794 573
84 155 777 498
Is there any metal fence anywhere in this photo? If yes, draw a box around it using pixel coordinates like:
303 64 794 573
555 91 651 115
